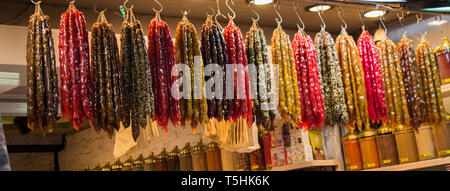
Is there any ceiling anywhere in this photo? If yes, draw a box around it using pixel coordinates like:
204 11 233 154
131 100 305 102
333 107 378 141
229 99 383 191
0 0 422 35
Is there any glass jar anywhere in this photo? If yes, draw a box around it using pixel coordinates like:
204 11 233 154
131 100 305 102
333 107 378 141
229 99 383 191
121 156 133 171
143 153 156 171
414 124 437 160
220 148 235 171
101 162 112 171
395 128 419 164
435 37 450 84
180 143 193 171
132 154 145 171
93 163 102 171
233 152 251 171
206 142 222 171
434 121 450 157
376 127 399 167
342 132 362 171
191 139 208 171
359 128 380 169
155 148 168 171
111 159 122 171
168 146 180 171
249 132 265 171
262 130 272 170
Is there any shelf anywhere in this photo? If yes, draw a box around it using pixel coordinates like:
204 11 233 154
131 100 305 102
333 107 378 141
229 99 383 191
271 160 340 171
363 156 450 171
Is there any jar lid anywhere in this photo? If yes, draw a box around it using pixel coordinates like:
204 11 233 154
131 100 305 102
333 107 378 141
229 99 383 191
377 126 393 134
93 163 102 171
360 128 377 138
112 159 122 170
133 154 145 165
169 146 180 157
102 162 112 171
181 143 192 155
193 139 205 152
206 142 219 150
342 132 360 140
122 156 133 167
145 152 156 164
156 148 168 159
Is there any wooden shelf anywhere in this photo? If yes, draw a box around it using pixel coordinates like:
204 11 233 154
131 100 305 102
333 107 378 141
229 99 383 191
363 156 450 171
271 160 340 171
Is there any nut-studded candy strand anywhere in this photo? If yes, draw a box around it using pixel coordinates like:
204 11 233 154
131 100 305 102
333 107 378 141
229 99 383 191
314 30 348 127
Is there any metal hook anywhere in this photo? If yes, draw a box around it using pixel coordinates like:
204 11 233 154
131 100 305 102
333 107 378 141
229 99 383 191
202 0 215 17
153 0 163 13
214 0 227 26
31 0 41 4
317 10 326 31
416 13 423 23
293 0 305 30
181 9 190 16
179 0 190 16
273 1 282 24
226 0 235 19
337 8 347 30
123 0 129 9
379 16 387 34
358 10 366 30
93 0 107 14
248 4 259 22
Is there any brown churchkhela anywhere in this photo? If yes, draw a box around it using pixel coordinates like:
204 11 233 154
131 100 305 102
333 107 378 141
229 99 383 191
59 3 93 131
91 11 121 136
175 13 208 130
245 20 276 129
119 9 154 141
416 40 446 126
398 37 425 128
201 15 228 121
27 3 59 134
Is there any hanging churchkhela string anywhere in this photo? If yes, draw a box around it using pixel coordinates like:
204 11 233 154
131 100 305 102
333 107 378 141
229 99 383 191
119 8 154 141
315 31 348 127
376 40 410 129
292 26 325 130
271 4 302 126
148 8 181 131
201 13 231 143
314 21 348 127
397 35 425 128
357 29 387 124
223 6 253 127
175 12 208 131
336 26 369 132
416 37 446 127
59 1 93 131
244 13 276 130
27 1 59 134
91 10 121 136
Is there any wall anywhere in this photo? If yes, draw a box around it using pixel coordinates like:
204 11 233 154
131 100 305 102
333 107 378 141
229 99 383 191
58 124 205 171
6 133 62 171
